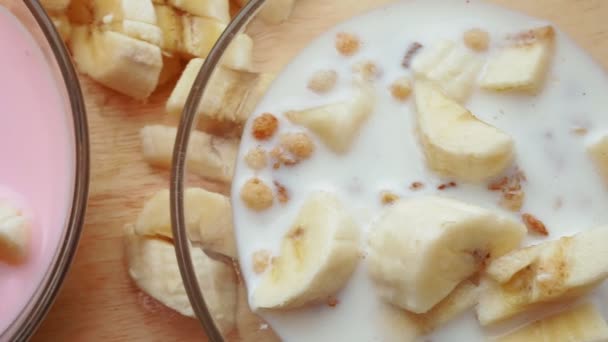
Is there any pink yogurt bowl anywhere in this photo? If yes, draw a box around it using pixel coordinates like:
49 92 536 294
0 1 89 340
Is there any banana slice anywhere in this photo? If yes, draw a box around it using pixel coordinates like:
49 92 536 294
412 40 482 102
587 135 608 184
480 26 555 93
285 83 375 154
154 4 182 53
478 225 608 325
70 26 162 99
93 0 157 25
140 125 238 183
494 302 608 342
169 0 230 24
135 188 237 259
252 192 361 309
0 202 29 264
181 16 254 71
125 226 236 333
103 20 163 46
40 0 71 13
50 14 72 43
367 196 525 314
414 80 514 182
167 58 269 128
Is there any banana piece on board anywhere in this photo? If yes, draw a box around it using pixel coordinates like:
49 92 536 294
0 202 29 264
493 302 608 342
93 0 157 25
102 19 163 46
412 40 482 102
181 15 254 71
70 26 162 99
480 26 555 93
169 0 230 24
478 225 608 325
140 125 238 183
252 192 361 309
134 188 237 259
154 4 182 53
167 58 272 131
414 79 514 182
367 196 525 314
587 135 608 185
235 0 296 24
125 226 236 334
285 82 375 154
40 0 71 13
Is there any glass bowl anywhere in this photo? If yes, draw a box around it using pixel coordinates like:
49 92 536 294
171 0 608 341
0 1 89 341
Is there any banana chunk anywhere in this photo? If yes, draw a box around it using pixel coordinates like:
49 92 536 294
412 40 482 102
480 26 555 93
154 4 182 53
181 16 254 71
285 83 375 154
367 196 525 314
135 188 237 259
0 202 29 264
125 226 236 333
70 27 162 99
478 226 608 325
252 192 361 309
169 0 230 24
140 125 238 183
587 135 608 184
494 303 608 342
40 0 71 13
167 58 270 129
93 0 157 25
414 80 514 182
103 20 163 46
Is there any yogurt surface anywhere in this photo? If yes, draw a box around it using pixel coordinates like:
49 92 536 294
232 0 608 340
0 6 74 334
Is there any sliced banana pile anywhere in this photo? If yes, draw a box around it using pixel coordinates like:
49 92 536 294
41 0 292 100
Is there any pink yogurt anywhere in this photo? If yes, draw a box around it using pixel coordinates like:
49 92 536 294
0 7 74 333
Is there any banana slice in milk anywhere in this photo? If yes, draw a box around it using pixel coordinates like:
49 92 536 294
367 196 525 314
0 202 29 264
252 192 361 309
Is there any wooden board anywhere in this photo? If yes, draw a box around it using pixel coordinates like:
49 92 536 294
32 0 608 340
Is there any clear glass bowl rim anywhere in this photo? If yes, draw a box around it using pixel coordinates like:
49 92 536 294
170 0 266 341
1 1 89 341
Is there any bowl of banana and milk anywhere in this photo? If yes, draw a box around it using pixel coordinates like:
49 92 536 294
168 0 608 341
0 1 88 341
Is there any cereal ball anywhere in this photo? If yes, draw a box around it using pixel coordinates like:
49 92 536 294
252 113 279 140
241 178 274 211
308 70 338 94
390 77 412 101
336 32 361 56
280 132 314 160
245 147 268 170
463 28 490 52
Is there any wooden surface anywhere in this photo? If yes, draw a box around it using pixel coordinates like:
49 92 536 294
32 0 608 340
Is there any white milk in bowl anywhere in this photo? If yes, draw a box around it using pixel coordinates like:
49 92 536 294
231 0 608 340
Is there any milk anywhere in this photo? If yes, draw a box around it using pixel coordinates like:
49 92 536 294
0 7 74 334
231 0 608 340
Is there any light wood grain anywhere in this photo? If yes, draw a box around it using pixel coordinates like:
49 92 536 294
32 0 608 340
